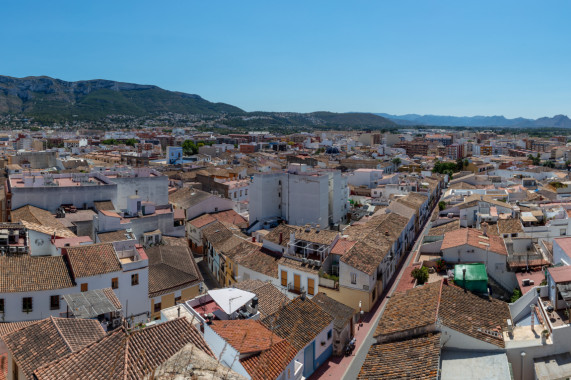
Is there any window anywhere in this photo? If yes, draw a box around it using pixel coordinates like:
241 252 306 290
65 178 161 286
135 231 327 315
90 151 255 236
131 273 139 286
0 299 4 313
50 295 60 310
245 190 248 196
240 190 243 197
154 302 161 313
22 297 32 312
350 273 357 285
111 277 119 290
81 283 88 292
214 207 219 212
175 296 181 304
327 330 332 340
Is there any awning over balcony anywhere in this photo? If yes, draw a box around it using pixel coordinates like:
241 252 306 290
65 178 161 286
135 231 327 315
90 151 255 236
207 288 255 315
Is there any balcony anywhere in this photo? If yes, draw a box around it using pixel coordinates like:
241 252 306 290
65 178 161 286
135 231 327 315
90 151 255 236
294 360 304 380
287 283 305 295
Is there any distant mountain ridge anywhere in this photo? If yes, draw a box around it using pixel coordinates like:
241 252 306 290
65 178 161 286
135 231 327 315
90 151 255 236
0 75 396 129
376 113 571 128
0 75 243 121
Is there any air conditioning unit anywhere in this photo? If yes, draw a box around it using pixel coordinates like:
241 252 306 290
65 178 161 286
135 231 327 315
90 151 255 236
522 279 530 286
302 258 308 264
112 318 122 328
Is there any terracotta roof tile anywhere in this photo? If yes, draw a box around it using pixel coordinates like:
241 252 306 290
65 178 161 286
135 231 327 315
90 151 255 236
427 220 461 236
312 293 355 332
375 281 510 348
358 334 441 380
146 245 202 298
189 213 216 228
547 266 571 283
11 205 68 231
375 281 442 338
439 284 510 348
211 319 283 354
65 243 122 278
0 255 74 292
233 280 290 318
240 339 297 380
3 317 105 379
0 321 38 337
265 224 338 247
34 318 213 380
441 228 507 255
230 242 282 278
93 200 116 211
341 213 409 275
261 296 333 351
331 238 356 255
497 218 524 234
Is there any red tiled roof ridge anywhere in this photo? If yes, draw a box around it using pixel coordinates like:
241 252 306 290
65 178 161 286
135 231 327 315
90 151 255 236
34 326 126 378
122 333 130 380
434 279 444 325
50 316 74 353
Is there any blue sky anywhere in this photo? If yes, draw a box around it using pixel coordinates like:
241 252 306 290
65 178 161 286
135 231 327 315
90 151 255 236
2 1 570 118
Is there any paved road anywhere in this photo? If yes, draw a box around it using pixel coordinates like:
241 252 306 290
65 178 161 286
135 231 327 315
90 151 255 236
194 256 220 291
341 197 442 379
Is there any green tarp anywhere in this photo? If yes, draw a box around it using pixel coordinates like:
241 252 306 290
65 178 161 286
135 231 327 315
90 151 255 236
454 263 488 294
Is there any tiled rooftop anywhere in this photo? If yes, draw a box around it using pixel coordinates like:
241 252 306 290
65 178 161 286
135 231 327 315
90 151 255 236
34 318 213 380
233 280 291 318
211 319 283 354
441 228 507 255
65 243 122 278
146 245 202 297
0 255 74 292
358 334 441 380
261 296 333 351
3 317 105 379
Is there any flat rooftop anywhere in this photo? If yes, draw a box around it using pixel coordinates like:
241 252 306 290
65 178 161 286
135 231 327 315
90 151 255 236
9 175 108 188
440 350 511 380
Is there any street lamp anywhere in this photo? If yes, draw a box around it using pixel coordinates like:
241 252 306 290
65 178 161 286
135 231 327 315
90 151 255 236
520 352 526 380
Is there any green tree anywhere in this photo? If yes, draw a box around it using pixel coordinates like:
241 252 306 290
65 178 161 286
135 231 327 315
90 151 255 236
510 289 523 303
411 267 429 284
182 140 198 155
125 138 137 147
542 160 555 168
438 201 447 211
528 153 541 166
392 157 402 167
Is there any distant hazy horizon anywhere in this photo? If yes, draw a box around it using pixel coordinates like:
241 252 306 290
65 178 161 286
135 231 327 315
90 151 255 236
2 1 571 119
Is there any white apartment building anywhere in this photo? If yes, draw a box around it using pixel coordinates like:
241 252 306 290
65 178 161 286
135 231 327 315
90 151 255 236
249 164 349 229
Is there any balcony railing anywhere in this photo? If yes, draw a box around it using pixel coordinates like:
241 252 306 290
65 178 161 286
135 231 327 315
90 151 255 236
287 283 305 295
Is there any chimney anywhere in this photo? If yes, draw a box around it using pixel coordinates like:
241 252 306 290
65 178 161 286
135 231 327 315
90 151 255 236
482 222 488 237
385 230 389 236
252 236 256 243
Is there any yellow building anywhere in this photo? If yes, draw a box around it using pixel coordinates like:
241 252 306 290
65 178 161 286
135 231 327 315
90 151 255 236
146 245 204 320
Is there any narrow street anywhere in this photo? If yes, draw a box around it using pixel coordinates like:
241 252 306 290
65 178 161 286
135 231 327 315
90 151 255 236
309 192 443 380
342 205 437 379
194 255 220 291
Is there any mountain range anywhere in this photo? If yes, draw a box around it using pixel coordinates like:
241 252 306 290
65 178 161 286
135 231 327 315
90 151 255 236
376 113 571 128
0 75 395 129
